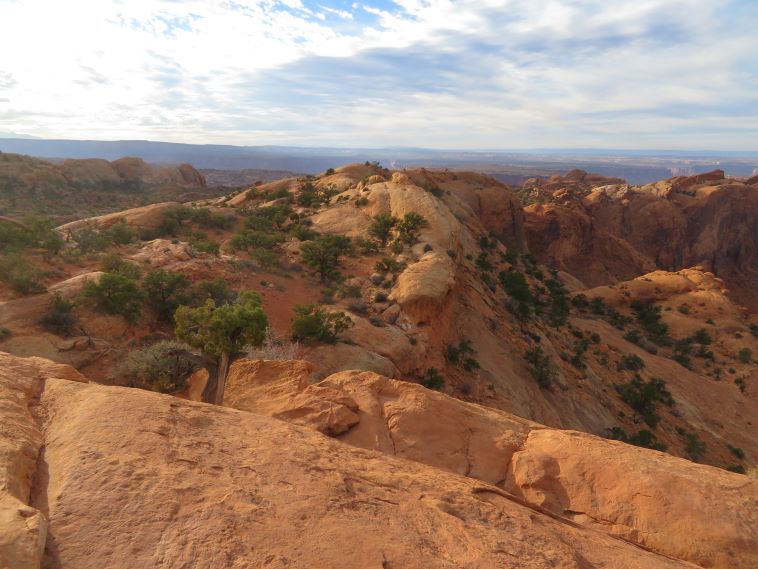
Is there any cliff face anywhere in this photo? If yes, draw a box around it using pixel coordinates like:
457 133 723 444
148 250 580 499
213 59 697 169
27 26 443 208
1 351 755 569
523 171 758 310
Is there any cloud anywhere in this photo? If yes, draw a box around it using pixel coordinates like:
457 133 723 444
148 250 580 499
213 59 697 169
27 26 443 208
0 0 756 148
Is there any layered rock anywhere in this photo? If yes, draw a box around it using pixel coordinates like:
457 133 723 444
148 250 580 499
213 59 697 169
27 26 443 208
1 351 708 569
220 360 758 568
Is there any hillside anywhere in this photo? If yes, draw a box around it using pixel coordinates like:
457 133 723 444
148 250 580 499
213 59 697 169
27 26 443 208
0 152 226 221
0 162 756 567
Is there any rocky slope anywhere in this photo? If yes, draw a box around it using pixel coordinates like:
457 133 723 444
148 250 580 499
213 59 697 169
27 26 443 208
524 169 758 310
0 152 219 221
1 163 756 472
0 161 756 567
2 351 755 569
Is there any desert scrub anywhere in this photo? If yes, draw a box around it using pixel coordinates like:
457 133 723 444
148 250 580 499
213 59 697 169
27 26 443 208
83 272 143 321
524 346 556 388
607 427 667 451
445 338 480 372
615 376 673 428
290 304 352 344
738 347 753 363
0 252 46 294
39 293 78 336
420 368 444 390
116 340 199 393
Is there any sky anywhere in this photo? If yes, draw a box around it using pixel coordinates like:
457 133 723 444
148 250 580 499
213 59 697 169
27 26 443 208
0 0 756 149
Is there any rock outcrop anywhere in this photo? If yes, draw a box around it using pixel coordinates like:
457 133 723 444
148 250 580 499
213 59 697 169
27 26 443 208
1 351 715 569
219 360 758 568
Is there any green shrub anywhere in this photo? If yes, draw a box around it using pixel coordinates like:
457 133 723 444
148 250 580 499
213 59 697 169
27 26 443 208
189 208 235 230
677 305 690 314
680 430 706 462
290 304 352 344
230 229 283 251
475 252 493 272
0 253 46 294
499 269 533 319
545 271 569 327
300 234 352 282
115 340 199 393
191 278 236 306
750 324 758 338
693 328 712 345
0 327 10 341
39 293 78 335
615 376 673 428
727 465 746 474
571 294 589 310
624 329 642 345
396 212 428 245
608 427 667 451
374 256 404 274
289 224 318 241
631 300 671 345
355 237 378 255
672 340 693 369
142 269 191 322
525 346 556 389
618 353 645 371
368 214 398 246
421 367 444 390
71 226 111 252
190 238 220 256
728 444 745 460
738 347 752 363
83 272 143 321
251 248 280 269
100 252 141 280
107 221 136 245
175 291 268 361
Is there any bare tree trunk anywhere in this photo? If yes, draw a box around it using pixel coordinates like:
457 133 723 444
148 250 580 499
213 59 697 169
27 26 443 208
213 351 231 405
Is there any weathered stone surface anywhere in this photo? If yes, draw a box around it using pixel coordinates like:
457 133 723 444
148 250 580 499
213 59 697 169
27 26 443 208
0 351 700 569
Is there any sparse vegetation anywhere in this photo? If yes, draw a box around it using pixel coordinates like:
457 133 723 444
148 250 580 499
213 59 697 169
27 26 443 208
368 214 398 246
39 293 78 336
175 291 269 403
0 252 46 294
445 338 480 372
396 212 428 245
290 304 352 344
116 340 199 393
499 269 533 319
525 346 557 388
631 300 671 345
616 376 673 428
618 353 645 372
83 272 143 321
738 347 752 363
142 269 191 322
608 427 668 451
300 234 352 282
421 367 444 390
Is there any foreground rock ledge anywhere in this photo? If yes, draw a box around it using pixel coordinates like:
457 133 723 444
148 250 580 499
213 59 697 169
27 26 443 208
1 352 755 569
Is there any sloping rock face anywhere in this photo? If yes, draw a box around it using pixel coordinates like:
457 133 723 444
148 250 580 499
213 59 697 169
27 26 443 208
222 361 758 569
56 202 180 234
524 201 656 286
0 352 703 569
524 175 758 309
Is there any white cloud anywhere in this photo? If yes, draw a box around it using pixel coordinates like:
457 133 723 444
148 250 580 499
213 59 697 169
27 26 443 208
0 0 755 148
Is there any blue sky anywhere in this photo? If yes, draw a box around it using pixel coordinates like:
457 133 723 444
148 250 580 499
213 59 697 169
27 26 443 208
0 0 756 149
